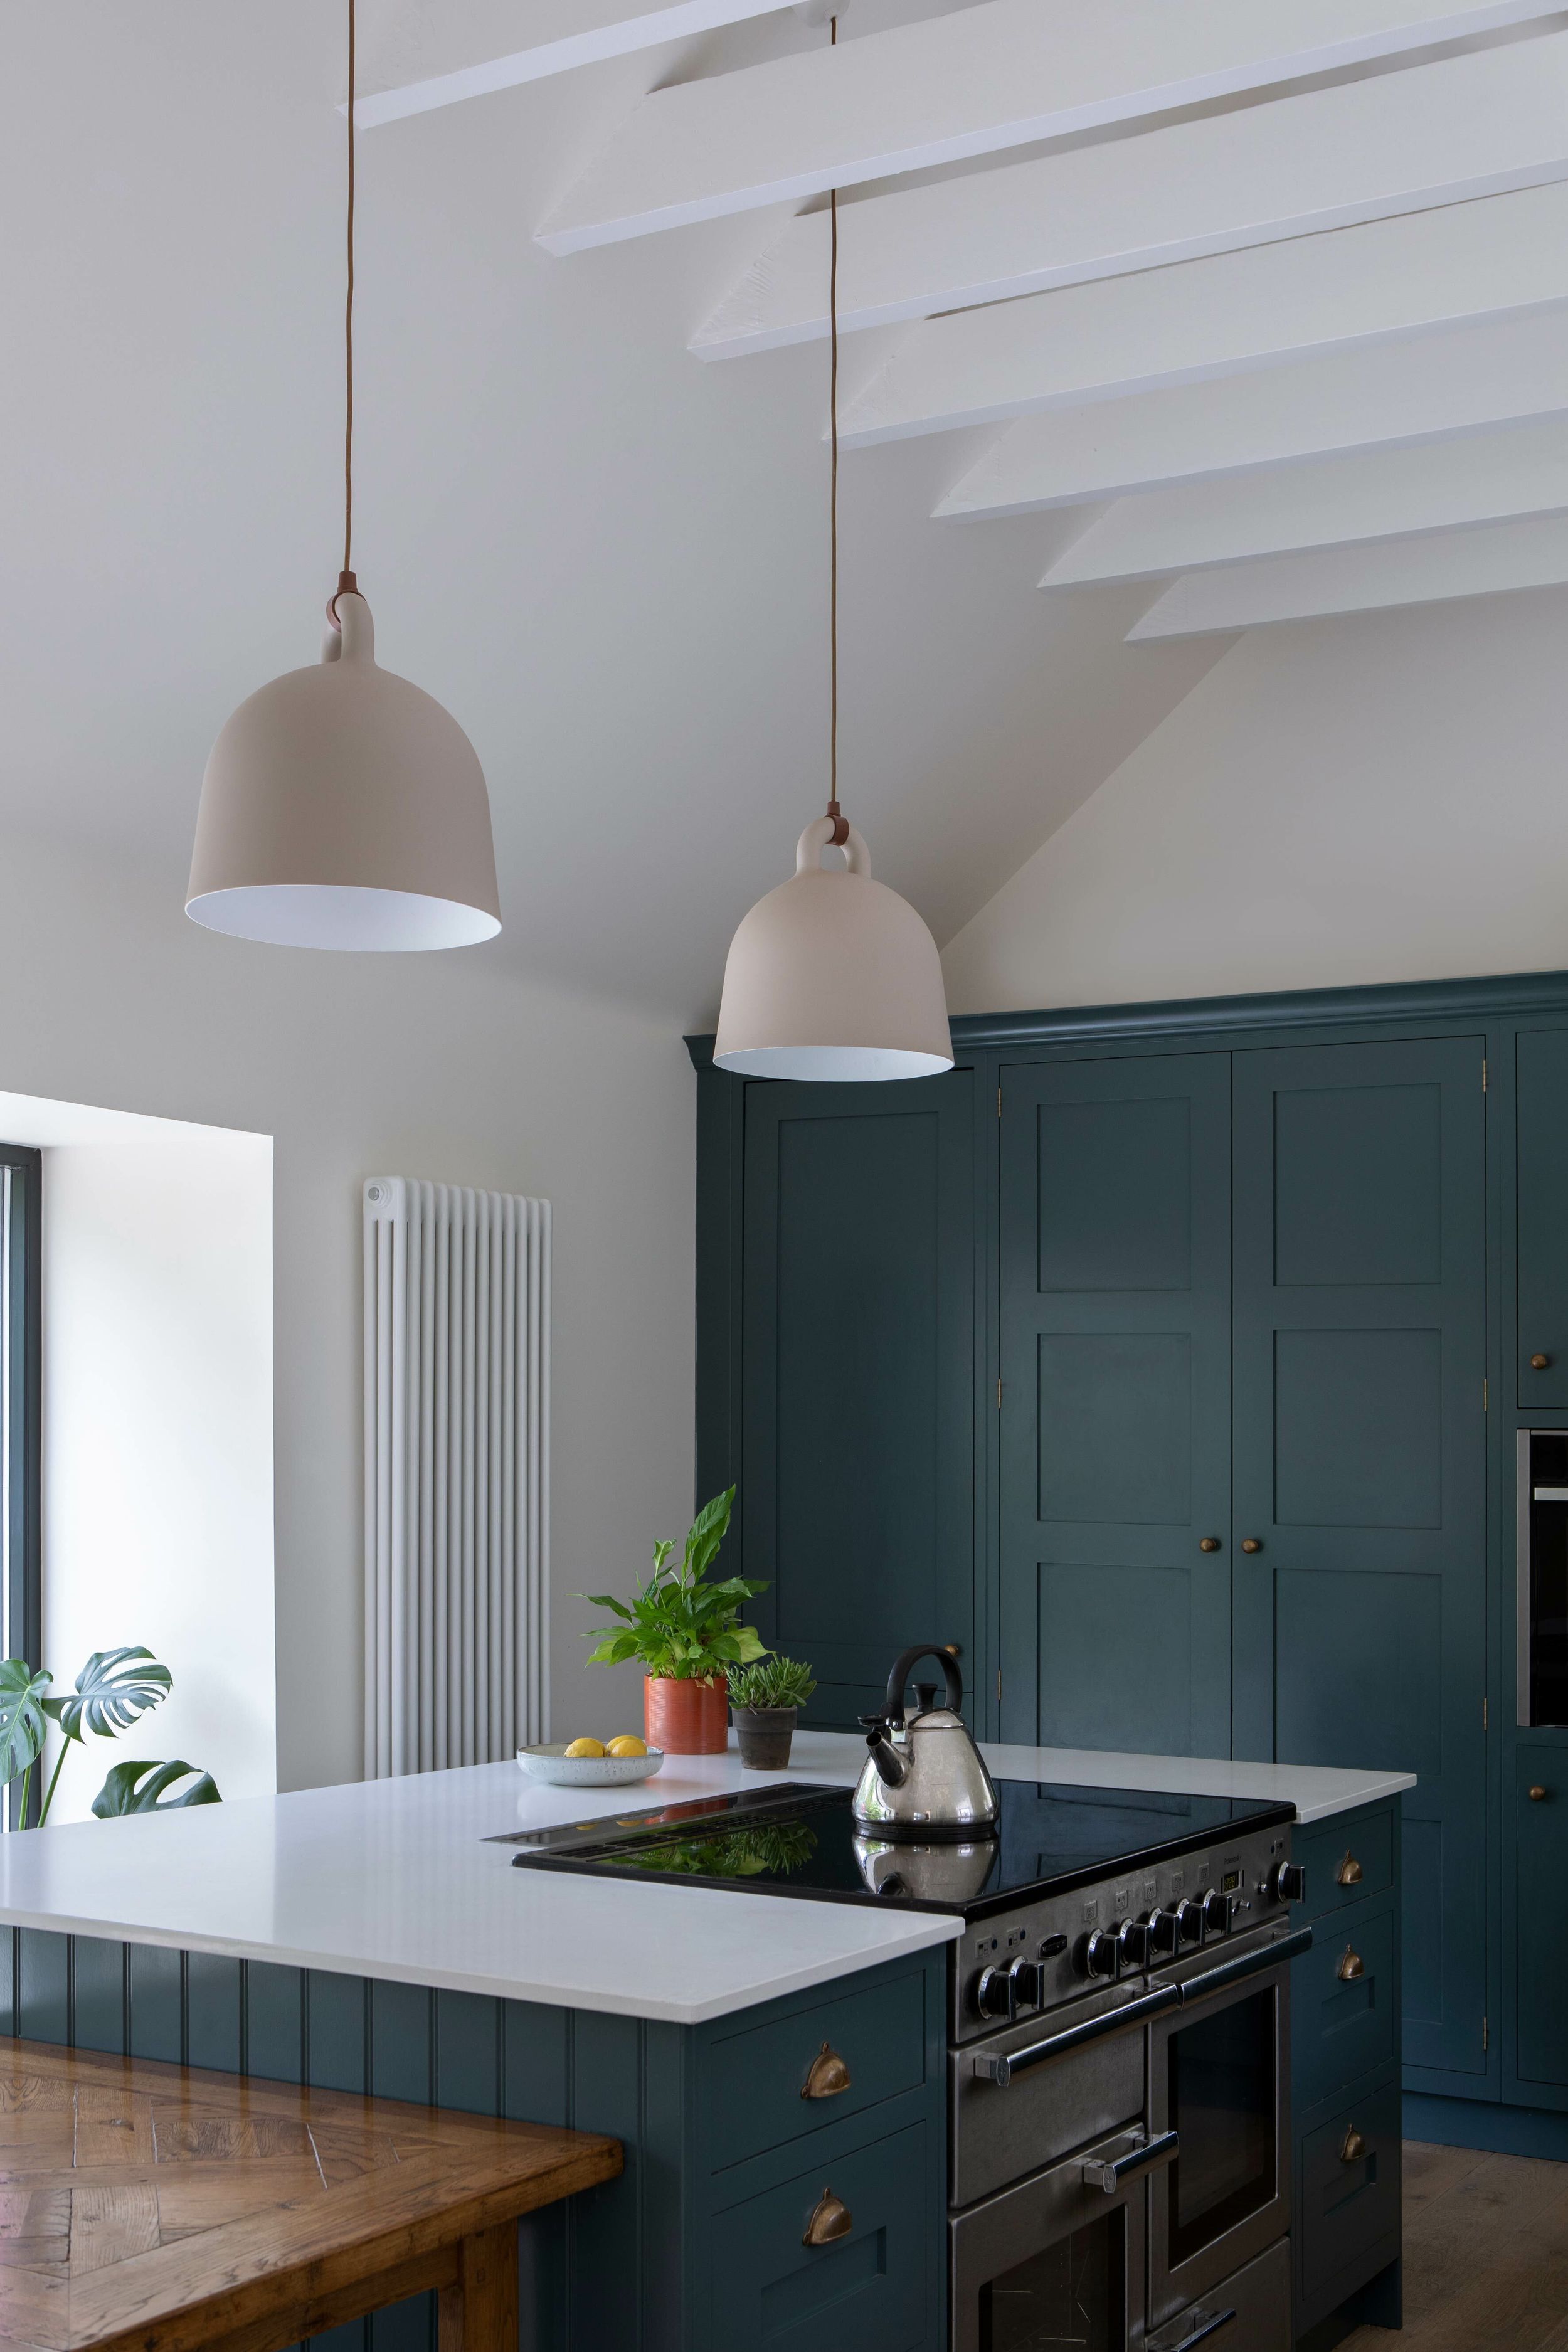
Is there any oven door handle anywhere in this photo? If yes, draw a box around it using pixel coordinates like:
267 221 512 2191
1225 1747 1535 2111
1153 2304 1237 2351
970 1981 1180 2085
1081 2126 1179 2193
1176 1924 1314 2005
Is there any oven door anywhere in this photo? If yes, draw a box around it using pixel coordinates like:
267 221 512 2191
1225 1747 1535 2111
951 2124 1175 2352
1147 1927 1311 2328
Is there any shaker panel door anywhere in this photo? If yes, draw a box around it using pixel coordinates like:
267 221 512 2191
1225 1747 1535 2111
999 1056 1232 1757
1517 1028 1568 1407
1232 1037 1486 2080
741 1074 975 1729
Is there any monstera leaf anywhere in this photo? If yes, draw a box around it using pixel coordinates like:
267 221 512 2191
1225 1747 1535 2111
91 1759 220 1817
45 1648 171 1744
0 1661 51 1787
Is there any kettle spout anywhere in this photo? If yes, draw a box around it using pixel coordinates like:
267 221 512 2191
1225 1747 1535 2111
861 1723 909 1788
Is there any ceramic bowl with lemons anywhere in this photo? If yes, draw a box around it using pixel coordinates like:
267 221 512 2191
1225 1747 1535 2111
516 1732 664 1788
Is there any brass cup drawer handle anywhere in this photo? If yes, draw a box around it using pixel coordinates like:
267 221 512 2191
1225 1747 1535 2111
801 2042 852 2100
1340 2126 1367 2164
1335 1852 1364 1886
1337 1947 1366 1982
803 2187 852 2247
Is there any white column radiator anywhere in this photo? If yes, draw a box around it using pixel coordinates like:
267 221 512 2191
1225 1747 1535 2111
363 1178 550 1777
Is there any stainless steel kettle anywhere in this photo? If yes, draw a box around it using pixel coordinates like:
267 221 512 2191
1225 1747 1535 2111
852 1645 999 1836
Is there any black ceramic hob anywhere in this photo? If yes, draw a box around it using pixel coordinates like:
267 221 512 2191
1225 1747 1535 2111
496 1776 1296 1924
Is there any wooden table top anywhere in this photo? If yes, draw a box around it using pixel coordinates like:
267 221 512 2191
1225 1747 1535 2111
0 2037 621 2352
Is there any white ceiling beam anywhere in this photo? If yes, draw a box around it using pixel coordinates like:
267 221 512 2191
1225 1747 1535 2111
835 181 1568 448
1042 418 1568 588
536 0 1560 254
1126 517 1568 638
354 0 789 129
694 31 1568 358
940 310 1568 519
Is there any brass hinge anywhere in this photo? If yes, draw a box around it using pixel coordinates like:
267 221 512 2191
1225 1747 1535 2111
1482 1057 1488 1093
997 1668 1002 1704
1483 1378 1489 1412
997 1084 1003 1118
1483 2015 1489 2052
1483 1695 1489 1731
997 1375 1004 1409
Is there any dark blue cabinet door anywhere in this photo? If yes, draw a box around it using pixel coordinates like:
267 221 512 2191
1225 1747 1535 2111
1515 1753 1568 2089
999 1055 1232 1756
1232 1037 1486 2080
1517 1027 1568 1407
741 1074 975 1727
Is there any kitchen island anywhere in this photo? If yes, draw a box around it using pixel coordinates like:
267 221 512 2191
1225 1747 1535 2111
0 1735 1411 2352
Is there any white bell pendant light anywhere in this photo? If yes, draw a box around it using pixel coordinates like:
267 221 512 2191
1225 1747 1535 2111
187 0 499 952
714 18 951 1083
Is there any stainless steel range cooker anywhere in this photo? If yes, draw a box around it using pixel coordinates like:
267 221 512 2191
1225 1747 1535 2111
506 1774 1313 2351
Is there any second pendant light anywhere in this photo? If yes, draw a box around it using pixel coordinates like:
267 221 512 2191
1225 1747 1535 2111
712 16 952 1083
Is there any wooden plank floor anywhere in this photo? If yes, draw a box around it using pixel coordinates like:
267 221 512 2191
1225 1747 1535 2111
1340 2139 1568 2351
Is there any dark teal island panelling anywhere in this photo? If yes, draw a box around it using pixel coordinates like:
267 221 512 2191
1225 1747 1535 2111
689 964 1568 2148
0 1930 949 2352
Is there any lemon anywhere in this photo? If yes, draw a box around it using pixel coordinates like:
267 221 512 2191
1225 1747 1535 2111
563 1737 606 1759
605 1734 648 1758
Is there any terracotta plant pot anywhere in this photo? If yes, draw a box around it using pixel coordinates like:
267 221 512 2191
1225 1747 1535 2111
644 1673 728 1755
731 1705 798 1772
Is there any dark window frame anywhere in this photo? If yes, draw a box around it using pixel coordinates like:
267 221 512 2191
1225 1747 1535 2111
1 1145 41 1825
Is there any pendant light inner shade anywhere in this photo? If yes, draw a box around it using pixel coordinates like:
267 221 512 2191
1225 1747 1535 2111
713 818 953 1081
186 594 500 950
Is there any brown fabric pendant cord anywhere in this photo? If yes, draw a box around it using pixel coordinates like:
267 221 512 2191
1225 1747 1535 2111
334 0 358 616
824 14 849 847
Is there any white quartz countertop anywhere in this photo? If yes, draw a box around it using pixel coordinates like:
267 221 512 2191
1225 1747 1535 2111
0 1735 1414 2025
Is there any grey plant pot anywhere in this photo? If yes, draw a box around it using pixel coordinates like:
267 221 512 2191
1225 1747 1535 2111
731 1705 798 1771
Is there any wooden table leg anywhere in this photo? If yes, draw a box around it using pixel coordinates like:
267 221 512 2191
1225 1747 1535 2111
438 2222 519 2352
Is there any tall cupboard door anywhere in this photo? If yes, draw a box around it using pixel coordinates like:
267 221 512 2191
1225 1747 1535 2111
741 1073 975 1730
1517 1028 1568 1407
999 1056 1232 1757
1232 1038 1486 2079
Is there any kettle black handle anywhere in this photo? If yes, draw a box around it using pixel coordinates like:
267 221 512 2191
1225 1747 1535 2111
884 1645 963 1725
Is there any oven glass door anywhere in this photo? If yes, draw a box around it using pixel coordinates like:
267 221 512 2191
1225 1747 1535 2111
1149 1965 1290 2325
952 2126 1155 2352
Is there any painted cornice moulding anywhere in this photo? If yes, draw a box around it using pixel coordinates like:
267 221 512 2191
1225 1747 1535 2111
684 964 1568 1069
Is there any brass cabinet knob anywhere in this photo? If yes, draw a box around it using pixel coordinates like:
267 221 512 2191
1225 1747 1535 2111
1199 1537 1221 1552
943 1642 963 1658
1336 1852 1364 1887
801 2042 852 2100
1241 1538 1263 1554
1340 2127 1367 2164
1530 1786 1549 1803
1337 1946 1366 1981
803 2187 852 2247
1532 1353 1551 1370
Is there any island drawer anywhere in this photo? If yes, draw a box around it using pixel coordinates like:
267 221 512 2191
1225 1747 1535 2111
1296 2074 1402 2331
1290 1894 1397 2115
1292 1806 1394 1919
707 2120 932 2352
703 1965 931 2175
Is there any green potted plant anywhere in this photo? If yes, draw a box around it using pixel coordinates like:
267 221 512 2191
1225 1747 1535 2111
583 1488 768 1754
0 1646 219 1825
726 1655 817 1771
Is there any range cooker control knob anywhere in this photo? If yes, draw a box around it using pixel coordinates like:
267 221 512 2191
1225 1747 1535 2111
974 1965 1016 2022
1266 1860 1306 1905
1148 1907 1182 1955
1007 1955 1044 2012
1084 1927 1123 1979
1201 1888 1235 1937
1116 1917 1152 1971
1173 1897 1205 1946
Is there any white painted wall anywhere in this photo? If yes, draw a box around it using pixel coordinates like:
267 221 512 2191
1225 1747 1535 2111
0 824 694 1791
0 1096 275 1822
941 586 1568 1014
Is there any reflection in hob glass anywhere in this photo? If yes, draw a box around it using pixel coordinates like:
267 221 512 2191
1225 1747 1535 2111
980 2209 1123 2352
1168 1987 1276 2267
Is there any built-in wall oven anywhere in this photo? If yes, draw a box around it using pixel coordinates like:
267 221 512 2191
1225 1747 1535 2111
951 1856 1309 2351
